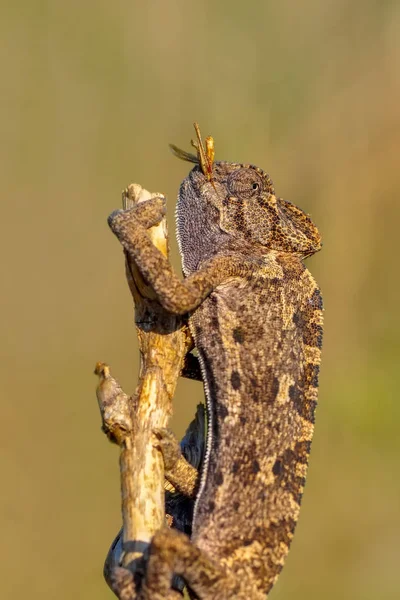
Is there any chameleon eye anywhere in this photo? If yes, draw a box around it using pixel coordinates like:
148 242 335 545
227 169 263 199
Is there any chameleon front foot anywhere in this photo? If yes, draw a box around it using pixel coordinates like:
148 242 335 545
108 196 167 235
153 428 182 470
154 428 199 498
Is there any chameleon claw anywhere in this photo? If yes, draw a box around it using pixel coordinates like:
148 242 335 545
153 428 182 471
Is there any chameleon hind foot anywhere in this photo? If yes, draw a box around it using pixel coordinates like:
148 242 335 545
109 564 183 600
143 527 251 600
109 566 137 600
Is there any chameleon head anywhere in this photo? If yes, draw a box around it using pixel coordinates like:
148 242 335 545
171 125 321 272
176 161 321 264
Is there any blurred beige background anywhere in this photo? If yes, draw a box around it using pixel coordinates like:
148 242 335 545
1 1 399 599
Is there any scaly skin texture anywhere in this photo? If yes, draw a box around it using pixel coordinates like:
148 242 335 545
108 159 323 599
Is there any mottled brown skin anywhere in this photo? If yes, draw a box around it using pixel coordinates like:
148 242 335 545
108 158 323 599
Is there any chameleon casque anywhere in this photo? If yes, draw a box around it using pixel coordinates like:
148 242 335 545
108 125 323 599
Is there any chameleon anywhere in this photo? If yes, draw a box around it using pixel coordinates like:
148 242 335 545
107 124 323 599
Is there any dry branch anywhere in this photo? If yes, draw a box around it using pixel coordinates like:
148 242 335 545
95 184 192 595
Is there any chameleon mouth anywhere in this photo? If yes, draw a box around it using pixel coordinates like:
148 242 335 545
169 123 215 183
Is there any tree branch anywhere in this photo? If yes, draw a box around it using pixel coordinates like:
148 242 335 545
95 184 192 596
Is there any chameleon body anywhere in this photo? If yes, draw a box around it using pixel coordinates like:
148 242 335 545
108 146 323 599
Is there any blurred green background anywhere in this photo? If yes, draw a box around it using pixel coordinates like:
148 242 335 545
1 1 399 598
